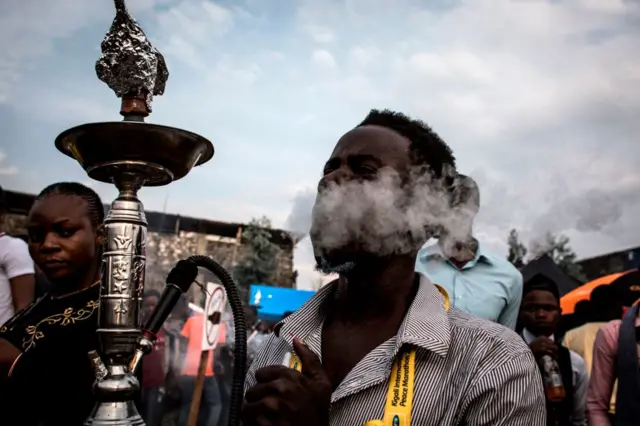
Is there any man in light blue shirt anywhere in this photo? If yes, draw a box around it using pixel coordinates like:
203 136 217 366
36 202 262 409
415 175 523 329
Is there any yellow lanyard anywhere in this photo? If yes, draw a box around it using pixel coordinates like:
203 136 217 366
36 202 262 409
288 284 450 426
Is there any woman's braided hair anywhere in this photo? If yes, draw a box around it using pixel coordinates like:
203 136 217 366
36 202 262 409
36 182 105 229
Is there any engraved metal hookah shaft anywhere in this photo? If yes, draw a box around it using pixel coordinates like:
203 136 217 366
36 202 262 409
53 1 214 424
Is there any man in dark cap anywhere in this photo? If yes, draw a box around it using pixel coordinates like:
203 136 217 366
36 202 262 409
520 274 588 426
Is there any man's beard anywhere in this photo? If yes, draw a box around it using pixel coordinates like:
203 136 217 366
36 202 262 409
315 256 357 275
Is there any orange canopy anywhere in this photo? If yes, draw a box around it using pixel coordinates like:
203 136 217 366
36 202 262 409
560 271 632 314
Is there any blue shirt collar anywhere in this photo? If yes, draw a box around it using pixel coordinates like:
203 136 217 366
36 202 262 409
419 241 493 268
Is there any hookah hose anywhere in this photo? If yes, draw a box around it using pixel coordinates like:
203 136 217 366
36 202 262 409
187 255 247 426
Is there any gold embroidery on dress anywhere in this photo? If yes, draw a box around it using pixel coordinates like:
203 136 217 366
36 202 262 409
0 282 100 335
21 300 99 351
0 296 46 334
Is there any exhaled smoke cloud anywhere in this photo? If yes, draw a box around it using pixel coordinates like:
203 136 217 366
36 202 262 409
287 166 640 273
469 166 640 259
287 168 472 258
526 187 637 259
531 189 622 236
285 188 316 237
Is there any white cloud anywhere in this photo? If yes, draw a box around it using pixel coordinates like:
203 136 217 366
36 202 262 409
157 0 235 41
155 0 236 71
304 25 336 43
310 49 338 72
289 0 640 268
2 0 639 289
259 50 285 62
348 46 382 70
0 0 161 103
0 152 18 176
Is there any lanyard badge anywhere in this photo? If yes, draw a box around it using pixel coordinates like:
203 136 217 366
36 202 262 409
286 284 450 426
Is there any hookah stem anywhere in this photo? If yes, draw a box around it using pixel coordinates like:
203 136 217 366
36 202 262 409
187 255 247 426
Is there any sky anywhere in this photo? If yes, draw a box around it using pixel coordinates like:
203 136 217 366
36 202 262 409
1 0 639 290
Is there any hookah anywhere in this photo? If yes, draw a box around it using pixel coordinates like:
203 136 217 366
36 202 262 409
53 0 247 424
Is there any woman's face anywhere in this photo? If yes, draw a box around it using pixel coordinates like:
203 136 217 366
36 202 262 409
27 194 101 283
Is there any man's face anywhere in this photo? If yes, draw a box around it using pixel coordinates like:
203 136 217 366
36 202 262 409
520 289 561 337
311 125 415 273
444 176 479 241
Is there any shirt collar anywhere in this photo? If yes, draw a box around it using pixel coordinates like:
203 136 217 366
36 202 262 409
275 273 451 357
419 241 492 268
522 328 555 344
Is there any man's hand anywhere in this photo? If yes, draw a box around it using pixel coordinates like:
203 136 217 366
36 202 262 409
528 336 557 360
242 338 332 426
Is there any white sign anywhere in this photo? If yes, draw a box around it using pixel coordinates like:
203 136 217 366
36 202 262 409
202 282 227 351
253 289 262 306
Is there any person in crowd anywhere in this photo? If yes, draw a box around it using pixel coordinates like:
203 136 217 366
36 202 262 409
161 295 190 426
571 300 591 330
415 175 523 329
246 306 268 368
179 311 225 426
243 109 544 425
519 274 588 426
13 234 51 299
587 299 640 425
214 308 251 426
215 333 233 426
0 182 104 425
564 285 622 375
140 289 167 426
0 186 36 325
248 317 274 360
164 295 190 372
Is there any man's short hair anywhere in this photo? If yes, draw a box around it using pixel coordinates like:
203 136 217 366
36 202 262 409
358 109 456 179
590 285 616 308
589 284 622 321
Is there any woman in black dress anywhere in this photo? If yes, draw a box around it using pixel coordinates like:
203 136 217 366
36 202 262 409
0 182 105 425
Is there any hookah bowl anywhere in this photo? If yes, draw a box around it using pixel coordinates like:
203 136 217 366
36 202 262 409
54 1 214 424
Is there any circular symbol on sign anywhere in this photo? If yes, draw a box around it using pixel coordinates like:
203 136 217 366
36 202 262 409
205 286 226 347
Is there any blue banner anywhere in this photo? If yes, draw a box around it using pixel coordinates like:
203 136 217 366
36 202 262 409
249 285 316 322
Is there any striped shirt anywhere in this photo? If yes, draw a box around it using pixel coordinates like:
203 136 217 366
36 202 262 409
245 274 546 425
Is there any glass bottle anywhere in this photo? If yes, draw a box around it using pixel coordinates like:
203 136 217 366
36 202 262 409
540 354 566 402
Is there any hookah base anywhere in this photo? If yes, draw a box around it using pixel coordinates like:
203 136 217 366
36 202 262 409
84 401 145 426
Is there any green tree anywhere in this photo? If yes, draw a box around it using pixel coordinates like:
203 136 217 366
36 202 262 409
233 216 279 302
506 229 527 268
529 232 586 281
